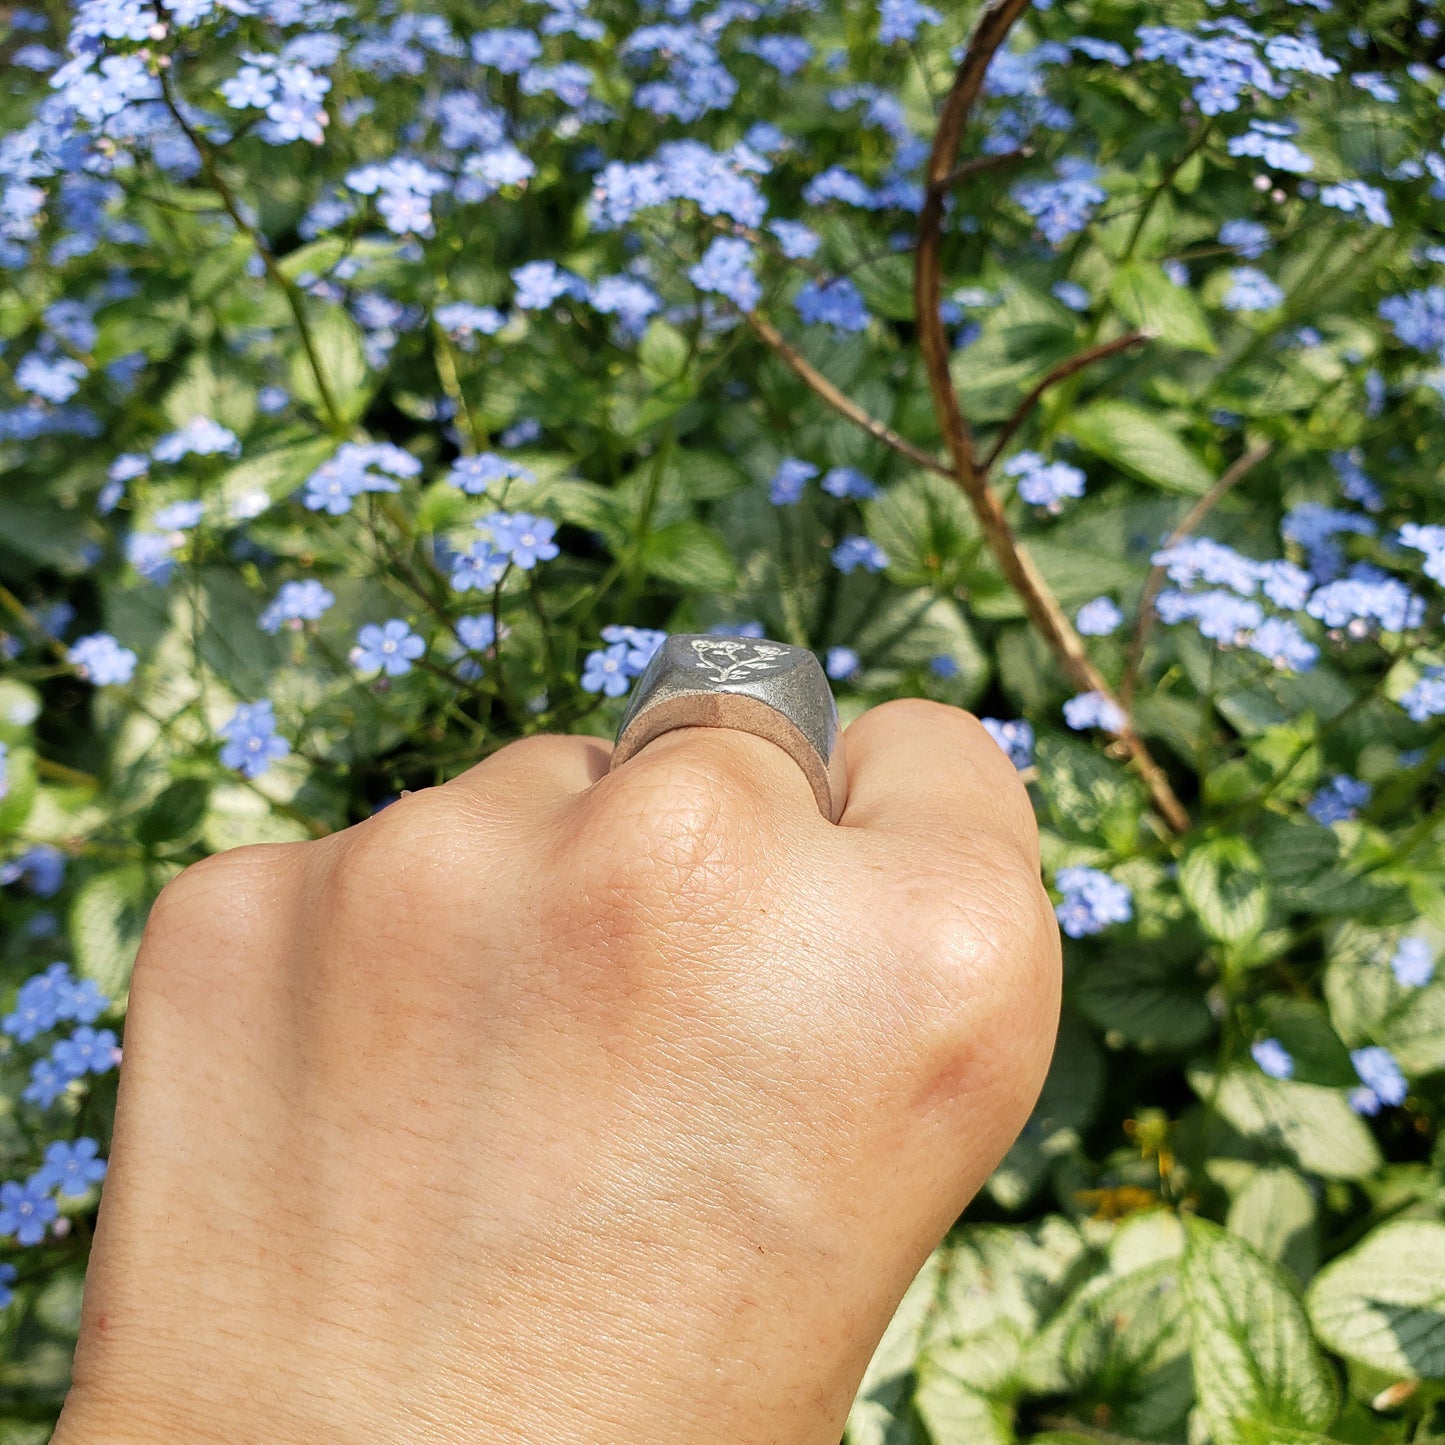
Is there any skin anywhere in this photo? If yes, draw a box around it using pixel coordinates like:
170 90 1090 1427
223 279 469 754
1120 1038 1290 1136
52 699 1061 1444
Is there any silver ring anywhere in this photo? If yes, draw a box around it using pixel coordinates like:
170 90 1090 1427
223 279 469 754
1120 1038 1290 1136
609 634 848 823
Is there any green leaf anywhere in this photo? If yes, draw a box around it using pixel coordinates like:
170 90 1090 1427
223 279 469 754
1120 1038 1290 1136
913 1363 1015 1445
1198 1066 1382 1181
863 470 980 592
289 307 374 425
987 1012 1103 1210
1058 1261 1192 1439
1063 399 1216 495
1182 1217 1340 1445
1110 263 1216 353
1324 927 1445 1076
162 349 257 435
1226 1166 1319 1283
637 519 738 592
1179 836 1269 945
1308 1221 1445 1381
847 591 989 704
1073 948 1215 1052
1034 734 1146 848
68 865 157 1000
134 779 212 848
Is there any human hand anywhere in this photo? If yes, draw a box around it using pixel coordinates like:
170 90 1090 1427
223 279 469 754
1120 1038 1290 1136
53 699 1060 1445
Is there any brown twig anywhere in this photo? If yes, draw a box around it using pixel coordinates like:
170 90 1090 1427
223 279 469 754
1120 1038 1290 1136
913 0 1190 834
1120 444 1273 708
936 145 1034 192
744 310 955 479
983 330 1154 471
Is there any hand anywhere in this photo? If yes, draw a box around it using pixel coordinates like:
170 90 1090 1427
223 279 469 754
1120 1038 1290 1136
53 699 1060 1445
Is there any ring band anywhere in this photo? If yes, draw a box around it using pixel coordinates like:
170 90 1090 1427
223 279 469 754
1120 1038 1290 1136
609 634 848 822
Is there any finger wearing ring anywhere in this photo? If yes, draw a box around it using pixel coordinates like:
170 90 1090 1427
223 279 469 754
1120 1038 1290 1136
609 634 848 823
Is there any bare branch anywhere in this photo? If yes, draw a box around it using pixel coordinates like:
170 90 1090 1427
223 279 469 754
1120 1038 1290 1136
936 145 1034 193
1120 444 1273 709
745 310 955 480
983 330 1154 472
912 0 1190 833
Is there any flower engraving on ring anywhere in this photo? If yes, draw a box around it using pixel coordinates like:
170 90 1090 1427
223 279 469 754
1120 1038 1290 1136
686 638 791 684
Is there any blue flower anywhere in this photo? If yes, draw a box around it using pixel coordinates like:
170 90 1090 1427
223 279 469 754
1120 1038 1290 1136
1379 287 1445 362
1012 158 1106 245
1075 597 1123 636
302 442 420 515
447 453 535 495
3 962 107 1043
1063 691 1127 735
23 1058 71 1109
1400 669 1445 723
1306 570 1424 634
825 646 860 681
589 275 662 337
1003 451 1085 513
1223 267 1285 312
1219 218 1271 259
0 1262 15 1308
580 641 633 697
352 620 425 678
435 302 506 347
1051 280 1090 311
470 28 543 73
219 700 291 778
1 846 67 898
795 277 871 333
259 579 335 634
482 512 559 569
0 1177 58 1246
450 541 510 593
600 625 667 674
1350 1045 1407 1111
1247 617 1318 673
1054 866 1132 938
981 717 1034 770
1150 540 1265 595
68 633 136 686
511 259 586 310
1390 936 1435 989
15 352 86 403
1320 180 1392 228
879 0 942 44
831 535 889 574
52 1025 118 1080
456 615 498 653
152 416 240 463
769 457 818 506
1157 589 1263 643
820 467 878 500
1227 122 1314 175
688 236 761 312
1306 774 1371 825
1251 1037 1295 1079
769 220 820 260
32 1137 106 1199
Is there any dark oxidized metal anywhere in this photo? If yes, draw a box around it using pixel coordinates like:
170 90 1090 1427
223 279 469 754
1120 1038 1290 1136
609 634 848 823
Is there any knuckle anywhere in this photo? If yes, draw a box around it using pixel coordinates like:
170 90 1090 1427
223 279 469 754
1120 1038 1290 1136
564 759 760 932
325 788 472 918
893 847 1060 1037
132 843 298 994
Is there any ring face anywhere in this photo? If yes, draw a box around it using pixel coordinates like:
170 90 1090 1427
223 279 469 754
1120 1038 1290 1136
609 633 848 822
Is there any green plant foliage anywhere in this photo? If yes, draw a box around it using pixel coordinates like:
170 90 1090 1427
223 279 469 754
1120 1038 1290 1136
2 0 1445 1437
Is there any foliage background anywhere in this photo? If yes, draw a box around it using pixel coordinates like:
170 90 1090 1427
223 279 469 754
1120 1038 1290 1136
2 0 1445 1439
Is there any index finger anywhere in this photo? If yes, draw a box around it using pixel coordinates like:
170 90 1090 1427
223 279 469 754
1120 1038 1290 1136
836 698 1039 860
